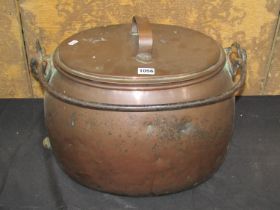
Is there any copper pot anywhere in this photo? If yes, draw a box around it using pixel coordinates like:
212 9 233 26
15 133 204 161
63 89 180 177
31 16 247 196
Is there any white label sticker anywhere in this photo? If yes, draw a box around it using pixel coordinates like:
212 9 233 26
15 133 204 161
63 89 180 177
137 68 155 75
68 40 79 46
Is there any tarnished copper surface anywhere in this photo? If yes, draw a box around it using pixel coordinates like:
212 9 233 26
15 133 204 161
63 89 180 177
54 18 222 85
45 97 234 195
31 16 247 195
44 65 236 195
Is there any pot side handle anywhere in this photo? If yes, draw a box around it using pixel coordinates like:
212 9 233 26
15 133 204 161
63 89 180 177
30 40 52 82
224 42 247 80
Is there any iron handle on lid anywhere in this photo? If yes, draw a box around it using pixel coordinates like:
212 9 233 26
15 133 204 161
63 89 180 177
131 16 153 63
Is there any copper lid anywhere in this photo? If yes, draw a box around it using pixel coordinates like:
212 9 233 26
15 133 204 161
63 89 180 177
53 16 225 85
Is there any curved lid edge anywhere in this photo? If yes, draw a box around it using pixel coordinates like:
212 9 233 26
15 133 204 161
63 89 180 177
53 46 226 85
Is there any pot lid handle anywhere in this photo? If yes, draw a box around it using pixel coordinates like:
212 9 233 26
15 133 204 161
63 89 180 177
131 16 153 63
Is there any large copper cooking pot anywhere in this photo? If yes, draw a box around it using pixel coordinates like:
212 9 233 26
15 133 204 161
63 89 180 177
31 16 247 196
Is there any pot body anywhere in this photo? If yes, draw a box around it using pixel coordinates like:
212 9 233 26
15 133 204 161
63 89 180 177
44 64 235 196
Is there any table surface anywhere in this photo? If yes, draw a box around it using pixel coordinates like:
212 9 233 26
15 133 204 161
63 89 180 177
0 97 279 210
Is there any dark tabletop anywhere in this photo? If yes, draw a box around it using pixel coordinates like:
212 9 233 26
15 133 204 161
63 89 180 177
0 96 279 210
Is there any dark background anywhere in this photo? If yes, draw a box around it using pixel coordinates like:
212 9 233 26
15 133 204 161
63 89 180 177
0 97 279 210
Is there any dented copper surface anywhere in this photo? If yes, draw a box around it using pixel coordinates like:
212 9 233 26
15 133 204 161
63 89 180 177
31 16 247 196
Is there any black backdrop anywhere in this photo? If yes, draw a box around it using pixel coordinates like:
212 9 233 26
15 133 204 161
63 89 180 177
0 97 279 210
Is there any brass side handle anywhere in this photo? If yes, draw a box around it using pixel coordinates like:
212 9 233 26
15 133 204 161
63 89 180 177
30 40 52 82
224 42 247 79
